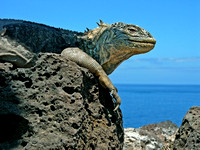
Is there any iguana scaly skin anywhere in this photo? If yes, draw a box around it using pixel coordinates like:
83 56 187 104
0 19 156 110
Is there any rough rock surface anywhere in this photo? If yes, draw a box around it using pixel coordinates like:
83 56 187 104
123 121 178 150
0 53 123 149
123 128 163 150
140 121 178 149
173 106 200 150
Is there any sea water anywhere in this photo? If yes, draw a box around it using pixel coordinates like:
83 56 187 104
116 84 200 128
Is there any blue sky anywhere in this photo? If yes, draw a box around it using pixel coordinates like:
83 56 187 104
1 0 200 84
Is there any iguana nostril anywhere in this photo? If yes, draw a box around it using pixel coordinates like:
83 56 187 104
147 32 154 38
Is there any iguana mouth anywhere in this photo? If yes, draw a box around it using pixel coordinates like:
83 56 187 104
129 37 156 44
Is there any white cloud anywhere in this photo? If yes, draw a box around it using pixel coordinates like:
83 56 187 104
133 57 200 63
118 57 200 72
129 66 200 71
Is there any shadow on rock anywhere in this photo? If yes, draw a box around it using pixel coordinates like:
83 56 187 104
0 63 29 149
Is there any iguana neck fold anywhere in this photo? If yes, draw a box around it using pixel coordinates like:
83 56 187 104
78 22 112 66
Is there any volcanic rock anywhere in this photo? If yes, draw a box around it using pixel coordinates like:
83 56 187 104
0 53 123 149
123 121 178 150
173 106 200 150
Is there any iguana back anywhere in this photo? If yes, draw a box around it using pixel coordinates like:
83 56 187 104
0 19 82 54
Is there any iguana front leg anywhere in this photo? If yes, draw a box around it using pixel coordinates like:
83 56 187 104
61 47 121 111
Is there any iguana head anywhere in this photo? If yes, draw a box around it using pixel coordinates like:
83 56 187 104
82 20 156 75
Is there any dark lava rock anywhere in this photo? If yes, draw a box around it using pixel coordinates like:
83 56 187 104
173 106 200 150
0 53 123 149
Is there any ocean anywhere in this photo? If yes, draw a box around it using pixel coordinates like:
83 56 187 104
116 84 200 128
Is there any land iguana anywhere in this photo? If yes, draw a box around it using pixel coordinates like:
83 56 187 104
0 19 156 110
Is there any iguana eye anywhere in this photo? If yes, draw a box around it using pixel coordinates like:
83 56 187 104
128 28 137 33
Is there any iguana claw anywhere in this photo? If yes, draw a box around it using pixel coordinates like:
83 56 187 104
110 89 121 111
